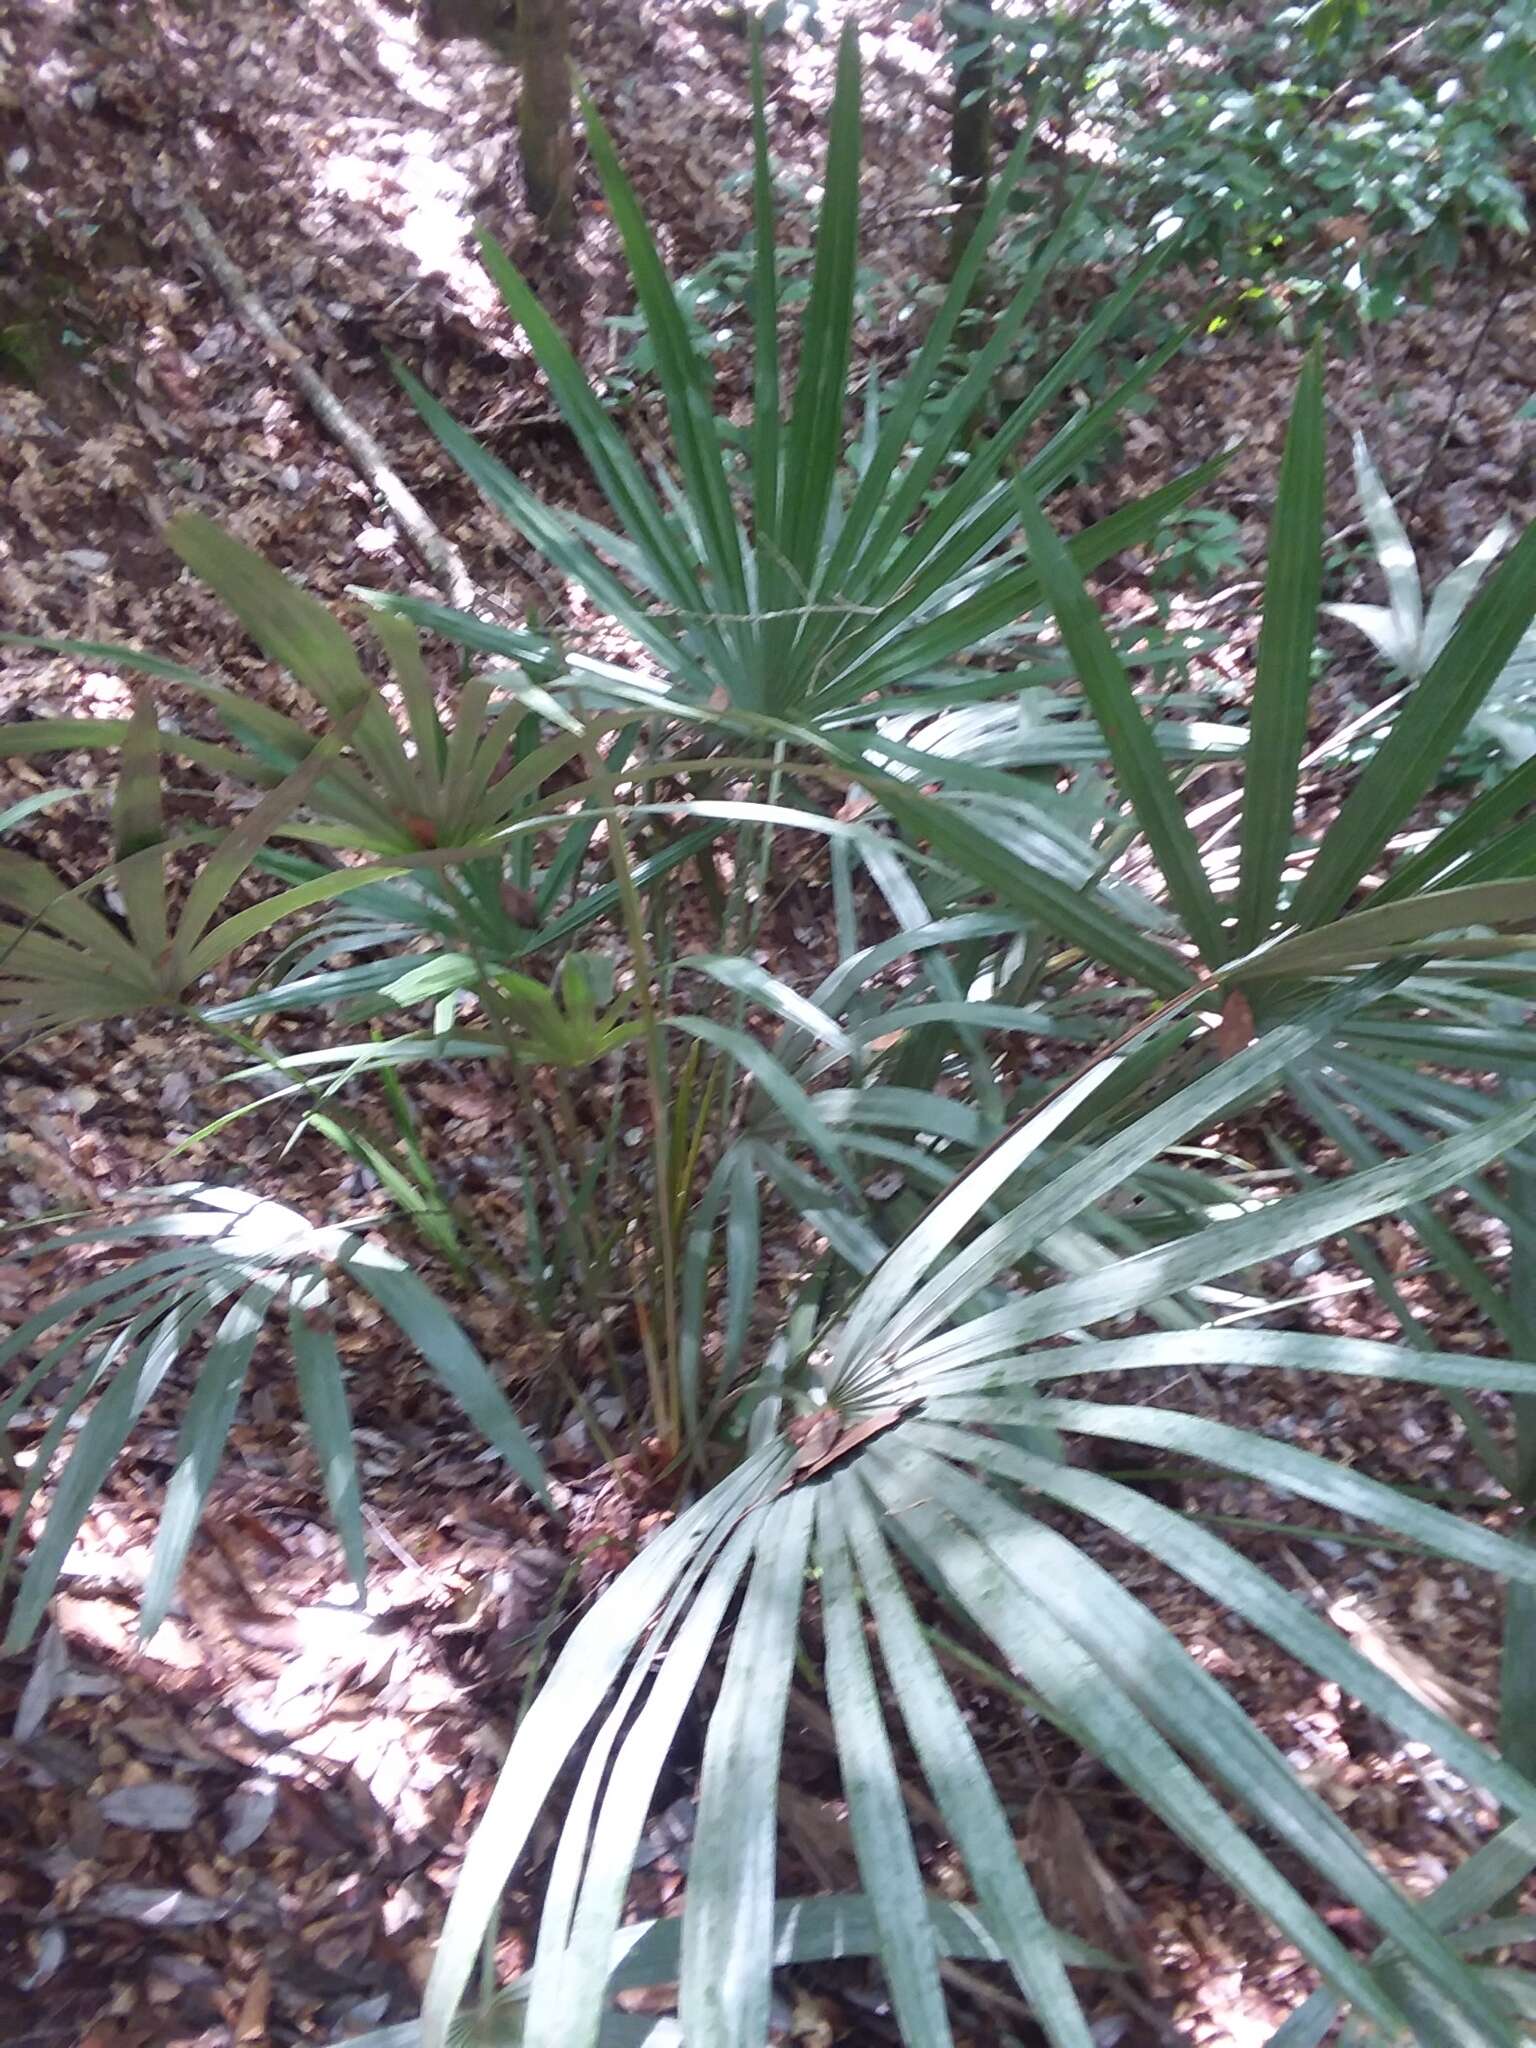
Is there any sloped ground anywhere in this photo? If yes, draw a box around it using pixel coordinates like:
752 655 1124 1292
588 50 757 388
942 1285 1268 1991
3 1 1536 2042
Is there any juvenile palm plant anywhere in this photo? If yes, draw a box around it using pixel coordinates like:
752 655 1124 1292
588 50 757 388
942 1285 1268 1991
941 350 1536 1279
1 512 713 979
1325 431 1536 770
417 998 1536 2048
385 24 1215 736
973 359 1536 1984
0 680 384 1040
1006 349 1536 998
0 556 1093 1614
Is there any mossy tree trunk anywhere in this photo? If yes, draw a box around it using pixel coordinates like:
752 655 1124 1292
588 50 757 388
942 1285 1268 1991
418 0 575 236
515 0 576 238
944 0 992 276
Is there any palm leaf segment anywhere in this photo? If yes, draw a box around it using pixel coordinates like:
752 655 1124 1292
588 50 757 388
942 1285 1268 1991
1013 353 1536 1378
1 1187 546 1651
423 1014 1536 2048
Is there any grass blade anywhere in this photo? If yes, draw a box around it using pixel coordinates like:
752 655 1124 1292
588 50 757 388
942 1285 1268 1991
723 1147 761 1379
672 1017 858 1190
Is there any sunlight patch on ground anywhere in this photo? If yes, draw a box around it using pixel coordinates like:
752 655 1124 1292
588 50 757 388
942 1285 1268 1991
50 1494 473 1842
1188 1977 1289 2047
321 0 502 322
318 123 499 321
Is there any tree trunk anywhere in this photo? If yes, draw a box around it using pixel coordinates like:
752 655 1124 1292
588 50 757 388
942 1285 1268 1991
944 0 992 276
516 0 576 238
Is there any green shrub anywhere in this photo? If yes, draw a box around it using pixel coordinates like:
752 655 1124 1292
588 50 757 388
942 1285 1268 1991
970 0 1535 333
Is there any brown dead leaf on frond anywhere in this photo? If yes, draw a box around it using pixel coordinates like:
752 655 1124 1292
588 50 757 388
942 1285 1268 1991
1328 1593 1494 1727
1023 1787 1149 1982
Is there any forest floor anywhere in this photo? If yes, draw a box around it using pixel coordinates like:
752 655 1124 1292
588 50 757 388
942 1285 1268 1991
3 1 1536 2044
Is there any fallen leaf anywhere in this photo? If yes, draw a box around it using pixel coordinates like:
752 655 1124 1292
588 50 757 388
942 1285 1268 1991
234 1963 272 2042
78 1884 228 1927
221 1778 279 1854
97 1780 201 1831
14 1626 71 1742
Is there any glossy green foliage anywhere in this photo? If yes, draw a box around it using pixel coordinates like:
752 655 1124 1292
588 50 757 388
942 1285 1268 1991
963 0 1534 334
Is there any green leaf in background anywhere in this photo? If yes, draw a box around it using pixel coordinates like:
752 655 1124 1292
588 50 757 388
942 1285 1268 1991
1295 514 1536 927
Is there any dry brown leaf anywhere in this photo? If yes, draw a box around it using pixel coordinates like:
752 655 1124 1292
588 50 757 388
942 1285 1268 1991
1327 1594 1492 1725
234 1963 272 2042
1023 1787 1144 1973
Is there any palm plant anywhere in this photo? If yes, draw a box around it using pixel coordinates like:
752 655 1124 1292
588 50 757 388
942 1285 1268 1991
385 25 1215 735
5 26 1536 2046
1325 431 1536 770
5 491 1135 1560
0 1184 546 1650
1 512 713 982
1010 348 1536 987
949 353 1536 1431
0 681 384 1039
988 359 1536 2025
414 999 1536 2048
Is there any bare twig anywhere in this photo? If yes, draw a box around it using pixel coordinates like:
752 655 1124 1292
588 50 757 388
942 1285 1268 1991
178 197 477 612
1305 20 1433 131
1406 275 1513 526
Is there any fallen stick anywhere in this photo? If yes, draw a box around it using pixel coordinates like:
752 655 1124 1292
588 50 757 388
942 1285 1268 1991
178 196 477 612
